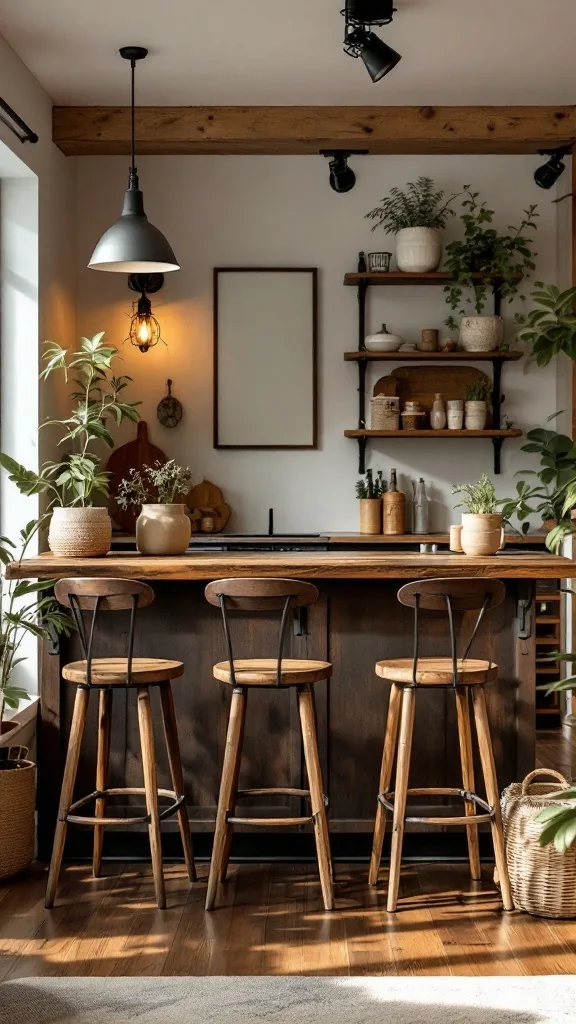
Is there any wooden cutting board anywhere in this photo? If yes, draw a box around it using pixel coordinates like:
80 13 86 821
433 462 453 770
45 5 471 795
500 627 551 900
374 365 491 411
106 421 167 532
187 479 231 534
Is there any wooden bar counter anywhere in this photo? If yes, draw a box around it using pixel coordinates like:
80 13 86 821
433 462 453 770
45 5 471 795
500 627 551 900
11 549 575 857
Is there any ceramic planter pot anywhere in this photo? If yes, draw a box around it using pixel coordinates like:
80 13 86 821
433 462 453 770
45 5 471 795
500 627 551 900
459 315 503 352
48 506 111 558
395 227 442 273
465 400 488 430
359 498 381 535
136 504 192 555
460 513 505 556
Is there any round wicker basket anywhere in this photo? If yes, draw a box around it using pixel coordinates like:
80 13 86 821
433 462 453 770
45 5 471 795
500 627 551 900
0 746 35 880
501 769 576 918
48 506 111 558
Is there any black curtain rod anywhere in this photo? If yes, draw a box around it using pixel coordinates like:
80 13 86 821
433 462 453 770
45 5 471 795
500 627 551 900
0 97 38 144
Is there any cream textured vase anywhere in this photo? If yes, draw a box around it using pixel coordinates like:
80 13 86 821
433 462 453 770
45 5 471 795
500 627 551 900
136 504 192 556
464 400 488 430
48 506 111 558
459 315 503 352
460 513 504 556
395 227 442 273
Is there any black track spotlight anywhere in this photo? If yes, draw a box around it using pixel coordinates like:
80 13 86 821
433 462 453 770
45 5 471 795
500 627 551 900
327 152 356 193
534 146 572 190
342 0 401 82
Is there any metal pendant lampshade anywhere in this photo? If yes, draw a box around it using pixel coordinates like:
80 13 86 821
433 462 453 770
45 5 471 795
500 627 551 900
88 46 179 274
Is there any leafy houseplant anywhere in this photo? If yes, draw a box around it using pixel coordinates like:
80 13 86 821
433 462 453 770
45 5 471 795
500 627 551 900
515 423 576 530
444 188 538 352
515 283 576 366
117 461 194 557
366 177 462 273
0 333 141 558
464 377 492 430
452 473 511 555
356 469 386 535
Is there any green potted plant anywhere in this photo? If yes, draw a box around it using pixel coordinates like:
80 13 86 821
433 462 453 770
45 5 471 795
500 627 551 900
117 460 193 555
514 422 576 533
444 188 538 352
515 283 576 365
355 469 386 534
464 377 492 430
0 518 72 878
0 333 141 558
452 473 511 555
365 176 461 273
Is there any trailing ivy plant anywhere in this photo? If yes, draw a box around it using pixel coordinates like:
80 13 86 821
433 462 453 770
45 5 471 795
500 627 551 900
365 177 462 234
443 187 538 323
515 283 576 366
0 333 141 508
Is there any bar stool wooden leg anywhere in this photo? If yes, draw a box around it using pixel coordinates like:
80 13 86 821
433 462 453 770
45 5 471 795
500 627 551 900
45 685 90 908
137 687 166 910
298 684 334 912
471 685 514 911
387 686 416 913
93 688 112 878
219 689 246 884
206 686 247 911
369 682 402 886
159 682 197 883
455 686 482 882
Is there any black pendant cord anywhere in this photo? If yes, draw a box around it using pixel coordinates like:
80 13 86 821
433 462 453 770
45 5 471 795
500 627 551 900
129 58 138 190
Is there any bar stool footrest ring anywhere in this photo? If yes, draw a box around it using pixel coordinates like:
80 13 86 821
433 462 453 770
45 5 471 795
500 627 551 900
377 786 494 826
228 786 328 828
65 787 185 827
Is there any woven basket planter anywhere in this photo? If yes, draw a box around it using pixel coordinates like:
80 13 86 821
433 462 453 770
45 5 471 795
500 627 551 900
501 769 576 918
0 746 35 880
48 506 111 558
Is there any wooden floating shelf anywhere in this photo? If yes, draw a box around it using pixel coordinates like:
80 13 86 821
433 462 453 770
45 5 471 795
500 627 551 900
344 271 522 287
344 350 523 362
344 429 523 439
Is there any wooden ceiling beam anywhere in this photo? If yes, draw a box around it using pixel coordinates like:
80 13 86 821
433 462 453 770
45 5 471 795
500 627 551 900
53 105 576 157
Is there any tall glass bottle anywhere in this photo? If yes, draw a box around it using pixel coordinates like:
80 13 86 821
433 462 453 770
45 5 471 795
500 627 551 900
413 477 430 535
383 468 406 535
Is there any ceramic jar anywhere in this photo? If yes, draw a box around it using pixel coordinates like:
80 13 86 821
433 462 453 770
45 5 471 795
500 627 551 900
430 393 447 430
460 513 505 556
418 329 439 352
401 400 426 430
364 324 403 352
370 395 400 430
395 227 442 273
48 506 112 558
136 504 192 556
359 498 381 535
447 399 464 430
459 315 503 352
465 400 488 430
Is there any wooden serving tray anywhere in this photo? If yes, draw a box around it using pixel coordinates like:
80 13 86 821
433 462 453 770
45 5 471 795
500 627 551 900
373 365 490 412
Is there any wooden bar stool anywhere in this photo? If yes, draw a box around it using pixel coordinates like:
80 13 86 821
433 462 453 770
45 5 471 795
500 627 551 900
204 577 334 912
45 578 196 910
368 577 513 913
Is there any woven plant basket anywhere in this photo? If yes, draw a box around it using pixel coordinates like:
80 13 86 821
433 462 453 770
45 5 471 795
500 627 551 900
501 768 576 918
0 745 35 880
48 506 111 558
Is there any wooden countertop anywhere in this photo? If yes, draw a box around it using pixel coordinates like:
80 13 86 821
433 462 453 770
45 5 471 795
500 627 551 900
7 550 576 580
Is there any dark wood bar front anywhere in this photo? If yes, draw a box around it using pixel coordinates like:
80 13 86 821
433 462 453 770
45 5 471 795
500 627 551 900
9 551 575 858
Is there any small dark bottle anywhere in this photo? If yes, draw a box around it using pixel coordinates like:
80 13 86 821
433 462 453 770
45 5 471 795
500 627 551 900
358 251 367 273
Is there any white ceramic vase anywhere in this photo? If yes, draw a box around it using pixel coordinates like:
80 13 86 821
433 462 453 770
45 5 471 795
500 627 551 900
459 315 503 352
48 506 111 558
464 400 488 430
136 504 191 556
395 227 442 273
460 513 504 556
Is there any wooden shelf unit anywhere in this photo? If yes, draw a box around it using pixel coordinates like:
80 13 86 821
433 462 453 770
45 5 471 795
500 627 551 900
535 586 563 729
344 263 523 473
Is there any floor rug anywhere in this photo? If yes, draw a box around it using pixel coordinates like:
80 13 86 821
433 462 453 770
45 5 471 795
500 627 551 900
0 975 574 1023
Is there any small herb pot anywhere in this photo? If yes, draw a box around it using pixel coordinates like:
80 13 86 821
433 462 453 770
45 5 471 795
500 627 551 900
136 504 192 555
460 513 505 556
465 400 488 430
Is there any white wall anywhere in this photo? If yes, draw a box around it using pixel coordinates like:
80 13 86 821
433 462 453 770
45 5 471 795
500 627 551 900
75 154 566 534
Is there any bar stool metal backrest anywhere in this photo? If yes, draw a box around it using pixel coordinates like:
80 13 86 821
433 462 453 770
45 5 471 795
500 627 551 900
204 577 319 688
396 577 506 688
54 577 154 688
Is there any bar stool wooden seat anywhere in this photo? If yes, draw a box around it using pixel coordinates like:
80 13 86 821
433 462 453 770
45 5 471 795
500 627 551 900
45 578 196 911
204 578 334 912
368 578 513 913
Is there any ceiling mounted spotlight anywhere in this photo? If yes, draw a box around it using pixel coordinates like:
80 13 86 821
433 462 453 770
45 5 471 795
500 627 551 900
342 0 401 82
321 150 367 193
534 146 572 190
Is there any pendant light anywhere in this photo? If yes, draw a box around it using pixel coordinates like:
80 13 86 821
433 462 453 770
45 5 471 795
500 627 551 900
88 46 179 274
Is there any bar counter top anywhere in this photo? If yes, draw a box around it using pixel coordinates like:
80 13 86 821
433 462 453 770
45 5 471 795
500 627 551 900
8 549 576 580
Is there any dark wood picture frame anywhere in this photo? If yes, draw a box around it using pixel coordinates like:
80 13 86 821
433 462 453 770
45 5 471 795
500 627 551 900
213 267 318 450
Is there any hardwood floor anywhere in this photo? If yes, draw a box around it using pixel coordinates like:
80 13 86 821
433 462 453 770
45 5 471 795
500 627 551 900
1 730 576 980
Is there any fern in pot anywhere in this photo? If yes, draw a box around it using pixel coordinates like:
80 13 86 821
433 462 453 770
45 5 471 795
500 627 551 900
365 177 461 273
355 469 386 535
0 333 141 558
117 460 193 555
444 188 538 352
